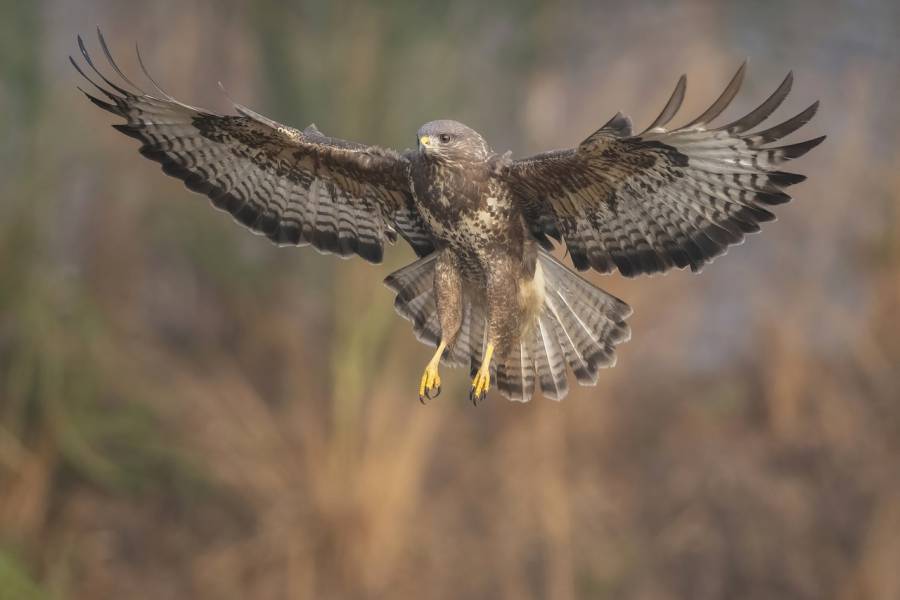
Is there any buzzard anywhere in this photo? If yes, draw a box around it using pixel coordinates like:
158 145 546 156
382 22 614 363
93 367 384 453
72 30 824 403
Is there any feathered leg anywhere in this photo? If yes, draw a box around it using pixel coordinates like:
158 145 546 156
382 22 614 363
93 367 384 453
470 255 520 404
470 342 494 404
418 252 463 403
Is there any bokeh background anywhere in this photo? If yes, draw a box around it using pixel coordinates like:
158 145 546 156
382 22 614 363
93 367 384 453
2 1 899 598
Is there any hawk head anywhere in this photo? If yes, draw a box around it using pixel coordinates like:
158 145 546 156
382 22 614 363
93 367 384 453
417 120 492 162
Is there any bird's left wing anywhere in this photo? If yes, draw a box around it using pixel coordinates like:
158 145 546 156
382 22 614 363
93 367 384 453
71 31 434 262
506 63 824 276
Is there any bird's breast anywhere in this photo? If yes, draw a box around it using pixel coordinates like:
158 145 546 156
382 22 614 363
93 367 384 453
411 157 522 259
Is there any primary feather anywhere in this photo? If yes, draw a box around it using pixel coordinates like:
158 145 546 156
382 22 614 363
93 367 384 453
72 29 434 262
73 31 823 402
507 63 824 277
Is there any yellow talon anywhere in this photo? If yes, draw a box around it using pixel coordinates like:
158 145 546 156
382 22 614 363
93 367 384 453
418 365 441 402
469 343 494 405
418 341 446 403
471 369 490 394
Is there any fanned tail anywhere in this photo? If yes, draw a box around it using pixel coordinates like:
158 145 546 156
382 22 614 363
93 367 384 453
383 253 441 346
384 250 632 402
490 251 631 401
384 255 486 369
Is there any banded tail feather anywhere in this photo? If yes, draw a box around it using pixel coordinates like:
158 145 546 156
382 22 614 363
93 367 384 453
384 250 632 402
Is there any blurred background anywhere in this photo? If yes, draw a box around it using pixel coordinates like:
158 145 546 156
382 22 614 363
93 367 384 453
1 1 899 598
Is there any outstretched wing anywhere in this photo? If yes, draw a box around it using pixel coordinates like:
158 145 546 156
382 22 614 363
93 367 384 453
71 30 434 262
507 63 824 276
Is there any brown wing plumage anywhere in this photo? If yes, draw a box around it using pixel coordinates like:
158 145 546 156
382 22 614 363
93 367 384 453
507 63 825 276
71 30 434 262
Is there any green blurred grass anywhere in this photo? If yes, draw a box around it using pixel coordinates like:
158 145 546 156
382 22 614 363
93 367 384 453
1 1 899 599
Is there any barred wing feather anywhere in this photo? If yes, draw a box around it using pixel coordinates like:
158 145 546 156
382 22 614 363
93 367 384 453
71 30 434 262
508 63 824 276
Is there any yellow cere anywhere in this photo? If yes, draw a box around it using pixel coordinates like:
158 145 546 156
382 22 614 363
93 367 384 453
420 135 431 146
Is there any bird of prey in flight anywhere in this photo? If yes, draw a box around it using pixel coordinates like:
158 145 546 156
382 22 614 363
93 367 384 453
71 30 824 404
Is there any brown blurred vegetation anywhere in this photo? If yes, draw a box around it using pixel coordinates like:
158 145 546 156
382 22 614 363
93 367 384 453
1 1 899 599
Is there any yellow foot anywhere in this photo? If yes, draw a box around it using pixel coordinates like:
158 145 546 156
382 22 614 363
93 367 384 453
418 341 446 404
470 368 490 405
418 364 441 404
469 343 494 405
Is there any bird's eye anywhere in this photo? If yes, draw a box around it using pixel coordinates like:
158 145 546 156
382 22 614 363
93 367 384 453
439 133 452 144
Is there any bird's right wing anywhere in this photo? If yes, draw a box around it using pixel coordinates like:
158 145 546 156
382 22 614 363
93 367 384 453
72 30 435 262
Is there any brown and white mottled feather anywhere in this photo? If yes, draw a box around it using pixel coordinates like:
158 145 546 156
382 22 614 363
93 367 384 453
386 250 631 402
507 63 825 276
71 30 434 262
75 31 822 403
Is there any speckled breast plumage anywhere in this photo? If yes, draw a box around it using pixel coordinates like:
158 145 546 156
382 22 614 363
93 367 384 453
410 157 525 280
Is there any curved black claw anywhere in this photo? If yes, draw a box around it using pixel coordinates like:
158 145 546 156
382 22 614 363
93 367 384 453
420 384 441 405
469 388 486 406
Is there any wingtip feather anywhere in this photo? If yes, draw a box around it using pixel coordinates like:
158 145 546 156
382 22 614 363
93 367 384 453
96 27 144 94
721 70 794 133
778 135 826 159
682 60 747 128
135 42 175 100
746 100 820 146
640 74 687 134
